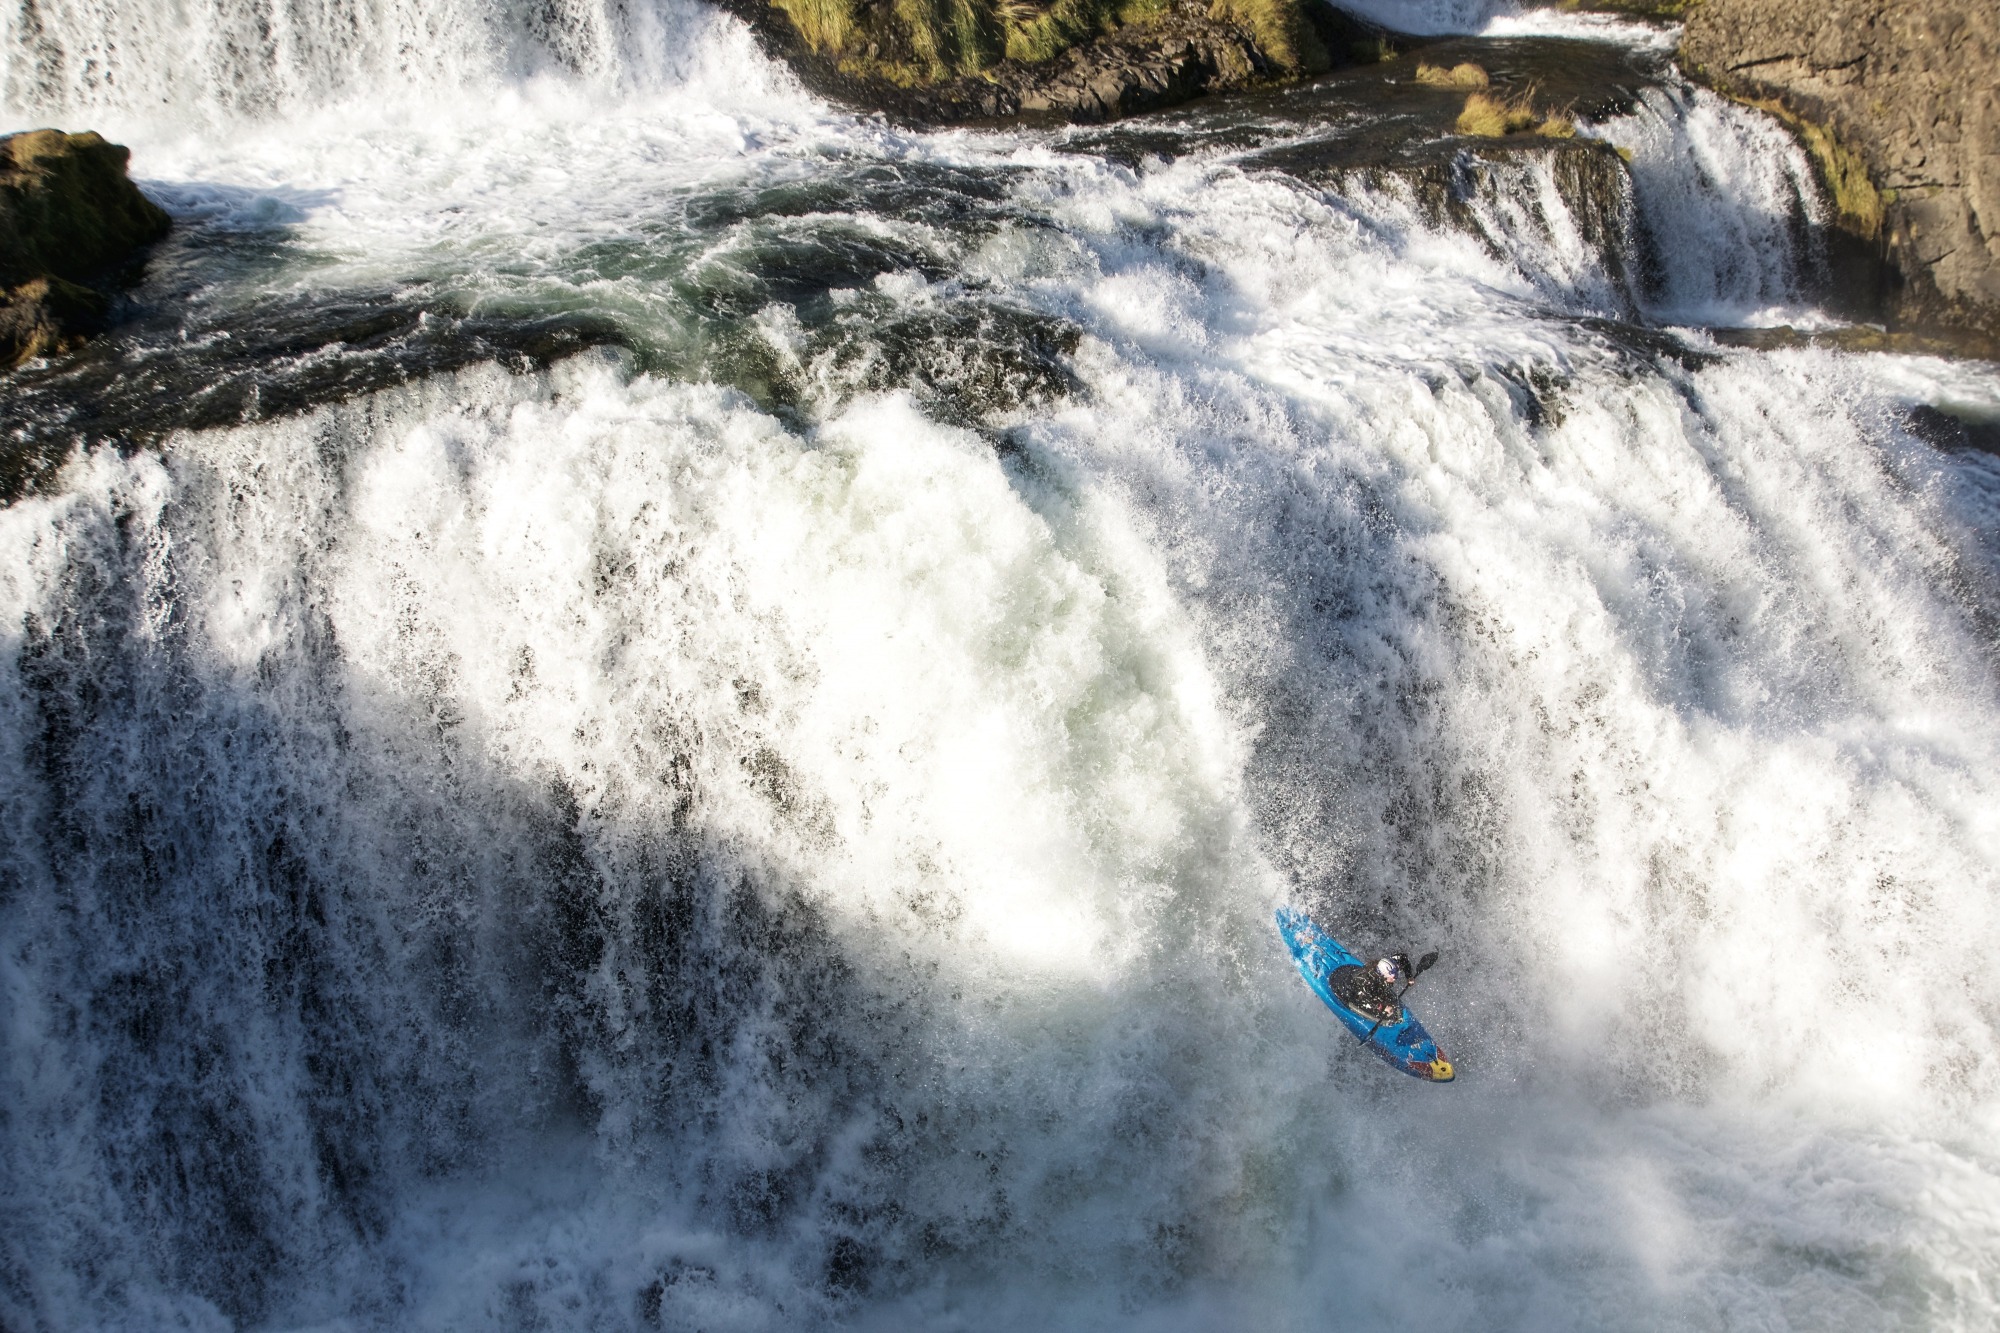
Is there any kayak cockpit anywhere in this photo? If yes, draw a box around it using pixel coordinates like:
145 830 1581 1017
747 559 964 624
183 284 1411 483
1328 963 1401 1024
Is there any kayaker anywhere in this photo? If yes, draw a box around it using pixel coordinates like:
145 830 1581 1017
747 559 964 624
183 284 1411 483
1373 953 1412 991
1332 954 1407 1023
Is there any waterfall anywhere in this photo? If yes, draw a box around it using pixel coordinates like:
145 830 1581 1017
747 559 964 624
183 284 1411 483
1 0 704 122
3 2 1999 1330
1592 82 1832 326
1328 0 1522 36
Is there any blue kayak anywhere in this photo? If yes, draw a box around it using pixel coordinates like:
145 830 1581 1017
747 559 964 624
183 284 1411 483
1277 907 1455 1082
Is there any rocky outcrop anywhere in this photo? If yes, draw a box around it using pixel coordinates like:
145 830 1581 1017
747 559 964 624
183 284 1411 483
1678 0 2000 350
0 129 170 368
711 0 1393 125
889 6 1291 122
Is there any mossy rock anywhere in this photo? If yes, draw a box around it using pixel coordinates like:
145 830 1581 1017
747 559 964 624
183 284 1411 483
735 0 1354 118
0 129 171 368
0 129 171 288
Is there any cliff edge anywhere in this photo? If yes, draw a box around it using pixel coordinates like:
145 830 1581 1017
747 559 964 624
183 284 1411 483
1678 0 1999 350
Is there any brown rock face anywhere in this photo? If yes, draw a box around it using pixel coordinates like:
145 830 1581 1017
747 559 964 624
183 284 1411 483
0 129 171 367
915 8 1283 123
1678 0 2000 349
708 0 1392 126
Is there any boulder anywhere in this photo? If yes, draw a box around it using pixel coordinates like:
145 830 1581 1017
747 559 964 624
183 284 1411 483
999 9 1276 123
1678 0 2000 351
709 0 1395 127
0 129 171 367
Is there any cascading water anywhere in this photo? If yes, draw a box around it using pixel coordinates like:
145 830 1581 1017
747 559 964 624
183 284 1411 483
1592 82 1832 326
1 0 703 119
1332 0 1516 36
3 2 1999 1331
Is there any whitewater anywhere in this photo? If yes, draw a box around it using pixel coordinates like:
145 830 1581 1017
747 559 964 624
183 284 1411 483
3 1 1999 1329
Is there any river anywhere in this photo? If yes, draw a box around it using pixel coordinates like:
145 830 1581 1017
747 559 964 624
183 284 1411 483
3 1 1998 1329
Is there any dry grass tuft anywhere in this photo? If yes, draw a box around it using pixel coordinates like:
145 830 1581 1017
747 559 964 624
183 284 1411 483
1455 90 1535 136
1415 61 1488 90
1456 87 1576 139
775 0 862 54
1210 0 1324 72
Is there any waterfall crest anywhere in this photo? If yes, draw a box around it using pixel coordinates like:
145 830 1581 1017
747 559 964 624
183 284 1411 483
2 0 705 122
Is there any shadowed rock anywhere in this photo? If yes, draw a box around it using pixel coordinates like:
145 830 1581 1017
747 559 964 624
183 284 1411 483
0 128 171 366
1677 0 2000 354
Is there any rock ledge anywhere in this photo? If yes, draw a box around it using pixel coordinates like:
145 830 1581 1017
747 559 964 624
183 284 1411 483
1678 0 2000 352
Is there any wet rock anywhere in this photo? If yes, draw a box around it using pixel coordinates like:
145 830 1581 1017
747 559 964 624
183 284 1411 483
998 10 1273 124
0 293 627 504
1903 401 2000 457
0 128 171 367
1678 0 2000 353
710 0 1395 127
0 275 109 364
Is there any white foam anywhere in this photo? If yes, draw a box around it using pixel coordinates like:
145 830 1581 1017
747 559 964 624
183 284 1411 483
1 0 751 130
1482 9 1679 48
1328 0 1674 46
1587 82 1833 327
1330 0 1516 37
3 3 2000 1330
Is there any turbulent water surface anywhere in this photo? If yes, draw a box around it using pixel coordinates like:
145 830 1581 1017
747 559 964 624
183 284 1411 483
4 1 2000 1330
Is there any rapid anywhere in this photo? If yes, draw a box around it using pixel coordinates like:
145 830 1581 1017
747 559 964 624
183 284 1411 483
3 1 1999 1329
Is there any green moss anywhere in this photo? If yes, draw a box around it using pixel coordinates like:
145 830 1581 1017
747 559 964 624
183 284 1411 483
1555 0 1691 17
1209 0 1324 72
1794 118 1885 238
775 0 1322 84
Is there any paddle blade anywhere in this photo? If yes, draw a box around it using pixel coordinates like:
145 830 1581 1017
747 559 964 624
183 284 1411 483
1413 950 1440 978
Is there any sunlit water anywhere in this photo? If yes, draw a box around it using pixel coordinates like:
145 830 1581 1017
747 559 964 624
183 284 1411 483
3 2 1999 1330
